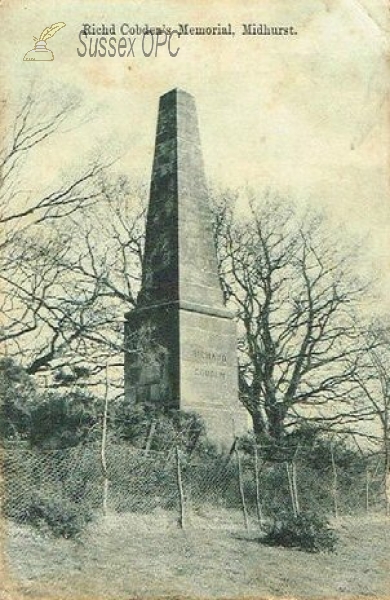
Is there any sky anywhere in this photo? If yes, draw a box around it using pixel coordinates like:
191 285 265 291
1 0 389 305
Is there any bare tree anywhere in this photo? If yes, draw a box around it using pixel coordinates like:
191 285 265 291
0 85 145 386
2 175 146 384
215 193 369 442
354 322 390 513
0 86 104 245
0 86 106 342
2 89 375 443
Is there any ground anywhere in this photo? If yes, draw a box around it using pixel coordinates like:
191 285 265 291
2 510 389 599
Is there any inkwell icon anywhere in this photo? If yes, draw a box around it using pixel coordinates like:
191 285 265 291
23 22 66 61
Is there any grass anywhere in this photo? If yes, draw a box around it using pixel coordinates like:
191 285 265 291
2 509 390 599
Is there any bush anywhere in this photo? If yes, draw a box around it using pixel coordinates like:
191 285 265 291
29 389 103 449
0 358 38 441
262 512 338 553
7 491 94 538
112 402 208 454
3 447 98 538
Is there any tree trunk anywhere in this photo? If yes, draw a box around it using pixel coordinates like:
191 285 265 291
267 403 286 442
250 409 266 439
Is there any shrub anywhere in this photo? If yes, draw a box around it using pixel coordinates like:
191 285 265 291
29 389 103 449
112 402 208 454
0 358 37 441
262 512 338 553
8 492 94 538
3 447 97 538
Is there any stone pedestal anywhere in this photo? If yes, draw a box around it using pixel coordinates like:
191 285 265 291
124 89 247 447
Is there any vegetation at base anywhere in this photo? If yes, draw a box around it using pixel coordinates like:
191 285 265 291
6 492 94 539
0 358 387 540
262 511 338 553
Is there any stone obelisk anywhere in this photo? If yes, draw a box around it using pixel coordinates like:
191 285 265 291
124 89 247 446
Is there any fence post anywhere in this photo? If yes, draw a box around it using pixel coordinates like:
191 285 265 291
101 365 109 516
286 462 297 518
253 441 265 528
365 463 370 514
330 442 339 518
291 445 300 516
292 459 300 516
176 445 186 529
144 420 156 455
235 440 249 532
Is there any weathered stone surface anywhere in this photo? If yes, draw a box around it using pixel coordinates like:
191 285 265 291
124 89 247 447
179 309 246 446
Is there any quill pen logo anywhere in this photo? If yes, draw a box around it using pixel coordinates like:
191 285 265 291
23 22 66 61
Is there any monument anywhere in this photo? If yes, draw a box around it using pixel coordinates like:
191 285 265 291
124 88 247 446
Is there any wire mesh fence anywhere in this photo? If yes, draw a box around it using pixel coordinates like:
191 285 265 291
1 438 387 538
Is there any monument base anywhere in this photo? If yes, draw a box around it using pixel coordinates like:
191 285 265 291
124 301 248 448
179 306 247 446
